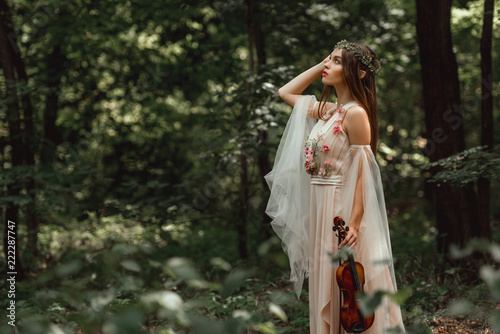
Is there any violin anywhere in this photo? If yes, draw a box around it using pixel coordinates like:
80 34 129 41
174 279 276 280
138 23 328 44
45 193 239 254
333 216 375 333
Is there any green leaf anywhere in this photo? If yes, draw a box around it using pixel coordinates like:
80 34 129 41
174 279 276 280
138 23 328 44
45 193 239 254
141 291 184 311
210 257 232 271
102 308 144 334
90 290 115 311
329 246 354 264
186 314 225 334
120 260 141 272
490 244 500 262
449 244 474 259
447 299 475 316
269 303 288 322
387 288 413 306
221 268 255 299
270 290 295 305
257 236 279 256
357 288 412 316
112 244 139 256
232 310 252 321
251 322 277 334
479 266 500 301
166 257 201 281
357 291 384 316
47 324 66 334
55 260 83 278
158 291 184 311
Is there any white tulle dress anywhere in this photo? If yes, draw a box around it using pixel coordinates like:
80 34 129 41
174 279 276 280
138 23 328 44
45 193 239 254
265 95 405 333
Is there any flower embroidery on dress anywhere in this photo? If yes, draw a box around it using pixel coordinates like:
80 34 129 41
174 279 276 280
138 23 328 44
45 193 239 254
333 126 341 133
338 108 345 113
304 136 319 174
304 136 332 178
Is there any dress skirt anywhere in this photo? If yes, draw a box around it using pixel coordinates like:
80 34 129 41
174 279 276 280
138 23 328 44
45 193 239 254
309 183 345 334
309 183 404 334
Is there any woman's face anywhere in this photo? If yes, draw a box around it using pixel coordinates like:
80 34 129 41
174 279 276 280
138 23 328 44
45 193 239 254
321 49 345 87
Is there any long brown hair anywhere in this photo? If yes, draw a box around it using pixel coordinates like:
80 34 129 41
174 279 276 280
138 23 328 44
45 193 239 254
318 42 380 154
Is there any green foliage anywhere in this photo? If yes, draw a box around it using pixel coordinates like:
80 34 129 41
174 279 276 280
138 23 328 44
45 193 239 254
0 234 298 334
426 146 500 189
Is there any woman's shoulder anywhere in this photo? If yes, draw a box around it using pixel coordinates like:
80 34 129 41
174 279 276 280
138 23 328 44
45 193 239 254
345 104 368 119
343 105 370 144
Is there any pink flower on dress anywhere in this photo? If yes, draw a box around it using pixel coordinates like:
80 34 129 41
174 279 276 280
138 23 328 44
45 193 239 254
322 145 330 152
334 118 343 123
307 153 313 160
324 160 332 166
333 126 341 133
317 133 323 140
338 109 345 113
318 168 326 177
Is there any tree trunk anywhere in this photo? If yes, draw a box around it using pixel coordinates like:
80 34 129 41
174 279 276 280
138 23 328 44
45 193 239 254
257 128 272 238
232 0 259 260
39 45 65 164
416 0 479 252
238 135 249 260
13 26 39 258
477 0 494 240
252 1 272 238
0 0 26 279
246 0 255 73
2 0 40 258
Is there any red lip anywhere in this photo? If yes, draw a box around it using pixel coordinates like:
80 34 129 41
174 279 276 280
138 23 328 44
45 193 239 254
322 71 328 76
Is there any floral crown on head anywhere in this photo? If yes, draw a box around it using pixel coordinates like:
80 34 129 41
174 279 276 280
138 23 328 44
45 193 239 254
334 40 380 75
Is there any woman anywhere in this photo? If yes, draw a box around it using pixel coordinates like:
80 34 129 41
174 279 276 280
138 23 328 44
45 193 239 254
265 41 405 333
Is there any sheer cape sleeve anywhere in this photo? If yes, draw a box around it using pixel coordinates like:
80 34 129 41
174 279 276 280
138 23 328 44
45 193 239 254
264 95 316 298
341 145 396 287
341 145 405 330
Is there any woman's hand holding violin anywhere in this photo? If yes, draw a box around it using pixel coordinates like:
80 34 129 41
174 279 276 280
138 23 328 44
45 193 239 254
338 225 358 249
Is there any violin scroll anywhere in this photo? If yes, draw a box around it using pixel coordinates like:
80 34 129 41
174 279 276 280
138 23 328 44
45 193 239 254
332 216 349 239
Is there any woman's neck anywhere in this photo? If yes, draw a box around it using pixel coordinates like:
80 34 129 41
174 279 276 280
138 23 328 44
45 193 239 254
335 85 356 107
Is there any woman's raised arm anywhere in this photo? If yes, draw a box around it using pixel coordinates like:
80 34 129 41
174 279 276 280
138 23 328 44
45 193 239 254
278 61 325 107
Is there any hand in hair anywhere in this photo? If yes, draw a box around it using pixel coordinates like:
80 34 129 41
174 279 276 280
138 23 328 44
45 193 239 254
278 62 324 107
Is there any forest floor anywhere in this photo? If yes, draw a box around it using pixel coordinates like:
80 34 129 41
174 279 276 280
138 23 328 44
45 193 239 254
423 283 498 334
427 316 495 334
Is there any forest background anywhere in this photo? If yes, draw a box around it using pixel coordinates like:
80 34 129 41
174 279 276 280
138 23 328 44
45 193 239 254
0 0 499 333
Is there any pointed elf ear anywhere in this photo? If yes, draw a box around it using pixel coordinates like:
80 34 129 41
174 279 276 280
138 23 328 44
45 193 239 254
359 70 367 79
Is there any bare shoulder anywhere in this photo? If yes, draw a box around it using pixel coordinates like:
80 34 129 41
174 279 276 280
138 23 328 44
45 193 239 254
343 105 370 144
345 105 369 121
